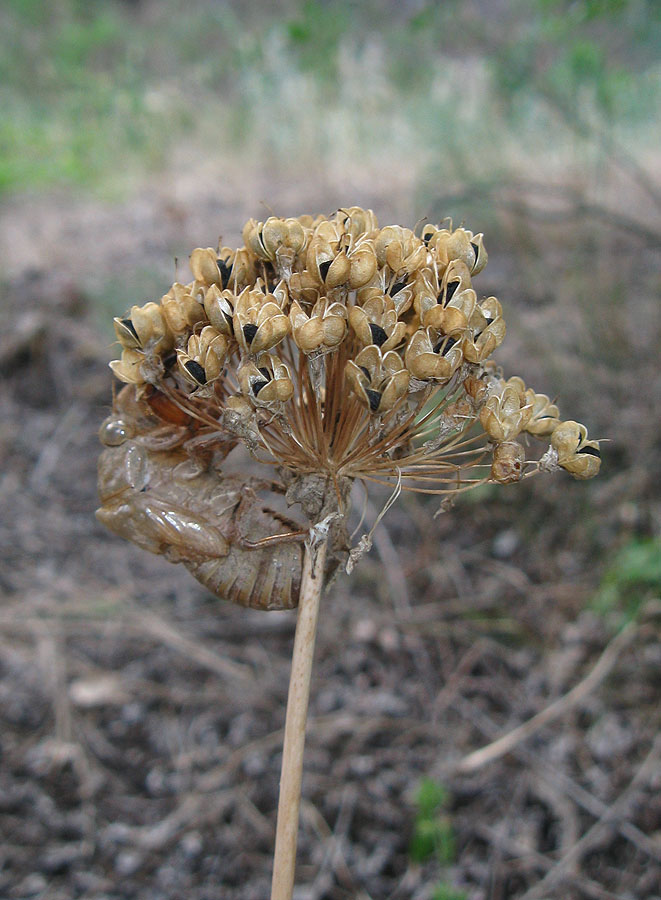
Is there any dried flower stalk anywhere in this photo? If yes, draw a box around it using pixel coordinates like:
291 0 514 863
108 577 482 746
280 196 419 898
96 208 600 897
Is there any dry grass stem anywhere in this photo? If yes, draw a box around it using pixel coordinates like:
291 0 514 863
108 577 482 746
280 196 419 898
456 622 637 774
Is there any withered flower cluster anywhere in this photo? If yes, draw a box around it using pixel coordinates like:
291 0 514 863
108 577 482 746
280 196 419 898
98 208 600 606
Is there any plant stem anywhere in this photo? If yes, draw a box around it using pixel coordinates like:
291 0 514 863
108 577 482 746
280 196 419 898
270 534 328 900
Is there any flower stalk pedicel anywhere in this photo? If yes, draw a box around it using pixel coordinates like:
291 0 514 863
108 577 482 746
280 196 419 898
96 208 600 897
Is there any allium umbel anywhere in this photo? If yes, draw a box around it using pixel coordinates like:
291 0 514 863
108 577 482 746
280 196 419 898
98 208 599 600
96 208 600 898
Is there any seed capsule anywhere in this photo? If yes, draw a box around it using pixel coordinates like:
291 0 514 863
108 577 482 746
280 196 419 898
551 420 601 479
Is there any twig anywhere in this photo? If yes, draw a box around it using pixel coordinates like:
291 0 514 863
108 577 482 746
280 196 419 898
518 735 661 900
451 695 660 864
455 622 636 774
270 524 329 900
129 608 255 684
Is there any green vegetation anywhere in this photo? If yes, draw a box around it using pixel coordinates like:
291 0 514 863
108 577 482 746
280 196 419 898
593 537 661 622
1 0 659 198
410 777 466 899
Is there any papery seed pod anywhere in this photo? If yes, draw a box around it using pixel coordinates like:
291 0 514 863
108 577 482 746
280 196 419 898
550 420 601 479
109 348 164 386
314 219 344 243
270 279 290 309
233 286 291 355
405 327 464 382
336 206 379 240
177 326 228 388
204 285 236 337
414 260 477 335
480 381 533 443
374 225 427 276
238 352 294 405
427 226 488 275
491 441 526 484
524 392 561 437
346 240 378 289
462 297 505 363
218 245 255 289
359 275 414 317
287 269 322 304
113 302 173 354
243 217 307 275
190 247 223 287
306 235 344 288
349 296 406 351
345 345 410 413
289 298 347 354
97 385 305 610
161 283 207 337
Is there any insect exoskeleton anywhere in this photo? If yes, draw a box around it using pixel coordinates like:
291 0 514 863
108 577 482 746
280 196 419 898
96 385 305 610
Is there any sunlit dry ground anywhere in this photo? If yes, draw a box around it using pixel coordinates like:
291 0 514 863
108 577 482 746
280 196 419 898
0 158 660 900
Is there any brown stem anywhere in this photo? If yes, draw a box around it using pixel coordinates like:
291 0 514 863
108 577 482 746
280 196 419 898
270 532 328 900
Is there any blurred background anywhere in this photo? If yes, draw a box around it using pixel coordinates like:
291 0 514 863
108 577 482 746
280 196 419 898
1 1 660 899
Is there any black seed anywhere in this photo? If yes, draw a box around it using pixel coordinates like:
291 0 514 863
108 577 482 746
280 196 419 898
217 259 233 283
319 260 332 281
252 379 269 396
359 366 371 381
369 323 388 347
121 318 140 342
580 445 601 458
389 280 407 295
433 336 457 355
243 323 259 345
365 388 382 411
258 366 272 381
223 310 234 327
470 242 479 267
422 232 432 245
446 280 460 301
185 360 206 384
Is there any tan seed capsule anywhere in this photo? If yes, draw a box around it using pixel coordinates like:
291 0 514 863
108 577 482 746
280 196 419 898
491 441 526 484
551 420 601 479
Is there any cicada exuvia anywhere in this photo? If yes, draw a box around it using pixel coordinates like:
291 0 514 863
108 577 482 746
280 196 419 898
96 384 307 610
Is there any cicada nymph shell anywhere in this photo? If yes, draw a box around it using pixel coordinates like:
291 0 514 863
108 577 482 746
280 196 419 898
96 385 305 610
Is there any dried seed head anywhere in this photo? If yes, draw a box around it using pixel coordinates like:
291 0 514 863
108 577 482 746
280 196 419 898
100 207 600 604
